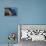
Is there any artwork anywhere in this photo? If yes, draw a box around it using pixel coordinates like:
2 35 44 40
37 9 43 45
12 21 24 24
18 25 46 41
4 7 17 16
8 32 16 41
8 32 17 46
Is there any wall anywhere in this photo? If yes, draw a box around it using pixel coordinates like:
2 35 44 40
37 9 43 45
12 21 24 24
0 0 46 45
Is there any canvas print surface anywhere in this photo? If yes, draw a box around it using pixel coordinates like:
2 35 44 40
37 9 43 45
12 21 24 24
4 7 17 16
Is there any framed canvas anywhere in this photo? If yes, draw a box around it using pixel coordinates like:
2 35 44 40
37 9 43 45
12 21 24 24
4 7 17 16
